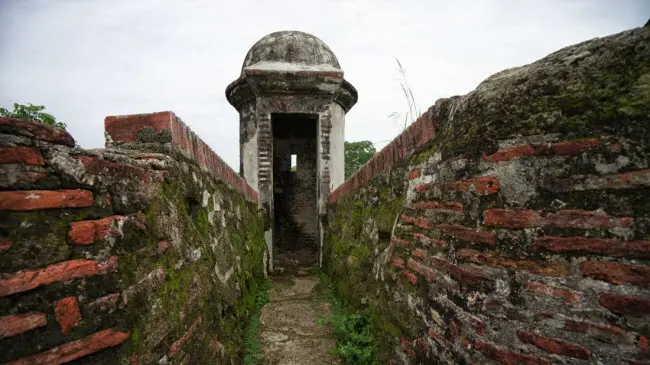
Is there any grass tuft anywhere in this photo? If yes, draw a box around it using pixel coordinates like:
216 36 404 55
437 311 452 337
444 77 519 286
317 272 376 365
243 279 270 365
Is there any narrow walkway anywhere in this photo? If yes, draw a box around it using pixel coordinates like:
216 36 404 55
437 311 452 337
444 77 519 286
259 254 341 364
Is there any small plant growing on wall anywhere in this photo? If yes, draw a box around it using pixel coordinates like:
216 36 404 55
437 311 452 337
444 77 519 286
388 58 420 134
0 103 66 130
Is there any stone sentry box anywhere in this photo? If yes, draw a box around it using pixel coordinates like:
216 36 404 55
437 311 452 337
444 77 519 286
226 31 357 271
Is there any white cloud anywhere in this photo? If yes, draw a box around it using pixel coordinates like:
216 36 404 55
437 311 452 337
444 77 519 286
1 0 647 167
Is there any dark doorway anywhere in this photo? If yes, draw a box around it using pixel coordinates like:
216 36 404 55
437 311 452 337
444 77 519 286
272 113 318 269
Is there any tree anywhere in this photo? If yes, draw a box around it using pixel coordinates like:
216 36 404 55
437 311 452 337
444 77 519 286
0 103 66 130
344 141 376 179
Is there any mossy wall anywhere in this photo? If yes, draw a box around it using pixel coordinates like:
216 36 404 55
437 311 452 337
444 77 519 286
0 116 265 364
326 26 650 364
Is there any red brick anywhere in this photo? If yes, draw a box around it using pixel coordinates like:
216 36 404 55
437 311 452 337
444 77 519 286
5 328 129 365
392 236 412 248
429 257 491 286
0 190 94 211
564 319 633 345
413 201 463 214
168 316 201 358
483 209 543 228
483 139 602 163
469 316 486 336
408 168 421 179
544 210 632 229
401 214 433 229
456 249 568 276
444 176 500 195
484 209 632 229
573 169 650 190
483 144 549 162
68 216 123 245
403 270 418 285
437 224 495 245
0 257 118 296
581 261 650 287
104 111 175 144
525 282 582 303
428 327 445 343
400 337 416 358
550 138 602 155
534 236 650 258
598 293 650 316
54 297 82 335
416 336 430 351
392 257 405 269
413 248 427 260
407 258 436 282
412 232 447 248
517 330 590 359
474 340 551 365
0 116 74 146
0 147 45 165
415 183 430 192
0 237 12 254
157 240 170 254
0 312 47 338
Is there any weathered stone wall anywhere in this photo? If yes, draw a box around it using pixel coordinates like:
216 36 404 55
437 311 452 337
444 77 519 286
326 26 650 364
0 113 265 364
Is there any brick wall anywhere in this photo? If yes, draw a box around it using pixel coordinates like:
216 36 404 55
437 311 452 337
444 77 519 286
105 111 258 202
325 26 650 364
0 115 266 364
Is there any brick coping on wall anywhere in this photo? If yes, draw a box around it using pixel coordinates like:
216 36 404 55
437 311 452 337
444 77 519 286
104 111 258 202
330 109 435 204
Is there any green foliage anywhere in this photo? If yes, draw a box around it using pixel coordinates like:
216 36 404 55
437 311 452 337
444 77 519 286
243 279 270 365
344 141 376 179
317 273 376 365
0 103 66 130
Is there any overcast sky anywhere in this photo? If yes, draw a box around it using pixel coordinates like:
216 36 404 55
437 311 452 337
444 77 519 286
1 0 647 168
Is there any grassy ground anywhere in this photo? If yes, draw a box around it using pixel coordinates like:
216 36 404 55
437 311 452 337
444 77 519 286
316 271 377 365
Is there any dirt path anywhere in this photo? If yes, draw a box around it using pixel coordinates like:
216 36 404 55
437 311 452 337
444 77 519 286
259 269 341 364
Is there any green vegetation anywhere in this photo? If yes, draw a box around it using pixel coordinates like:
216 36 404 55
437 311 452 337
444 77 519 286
243 279 271 365
388 58 420 133
318 273 376 365
344 140 376 179
0 103 66 130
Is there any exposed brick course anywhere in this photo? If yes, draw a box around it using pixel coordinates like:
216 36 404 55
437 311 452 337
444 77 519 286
5 328 129 365
525 281 582 303
580 261 650 287
0 313 47 338
517 331 591 359
0 257 118 296
598 294 650 316
0 147 45 165
534 236 650 258
0 190 94 211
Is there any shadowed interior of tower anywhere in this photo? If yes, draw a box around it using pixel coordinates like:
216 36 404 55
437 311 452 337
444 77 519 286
271 113 319 267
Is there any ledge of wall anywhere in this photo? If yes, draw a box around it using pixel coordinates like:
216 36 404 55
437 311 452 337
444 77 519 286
105 111 258 202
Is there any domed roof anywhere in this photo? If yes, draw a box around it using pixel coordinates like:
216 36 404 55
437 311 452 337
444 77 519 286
241 31 341 75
